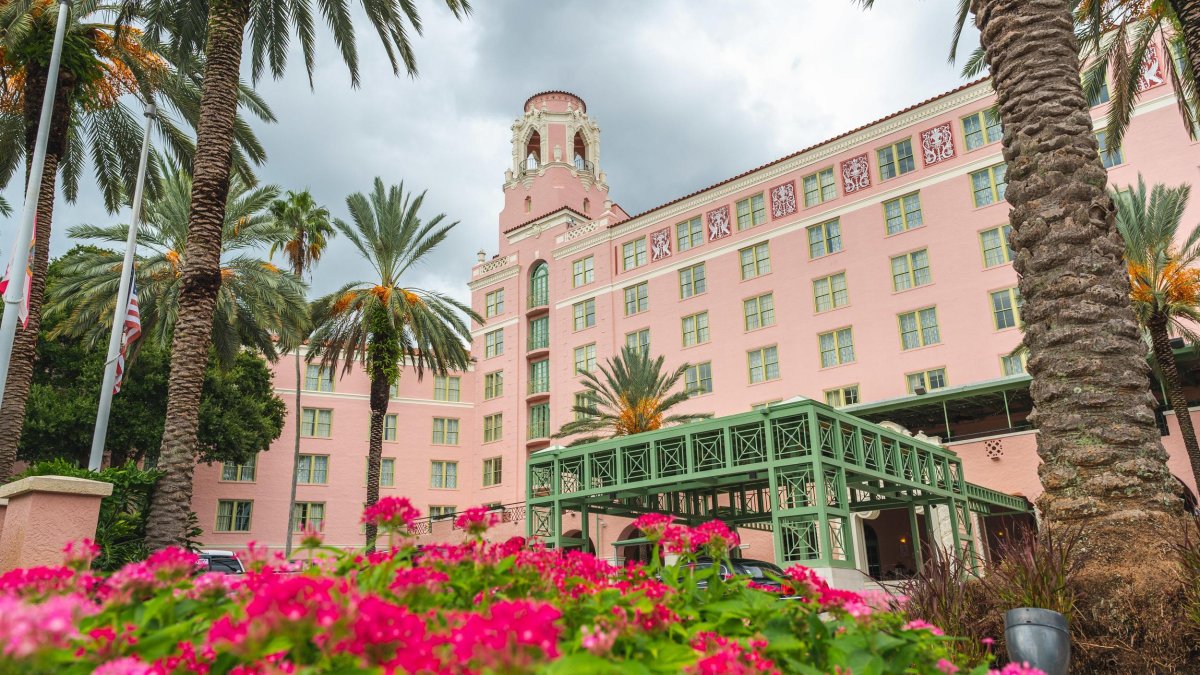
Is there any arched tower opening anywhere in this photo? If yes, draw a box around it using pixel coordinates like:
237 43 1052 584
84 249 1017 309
525 131 542 170
573 131 588 171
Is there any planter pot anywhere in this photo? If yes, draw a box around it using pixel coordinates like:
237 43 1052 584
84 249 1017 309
1004 608 1069 675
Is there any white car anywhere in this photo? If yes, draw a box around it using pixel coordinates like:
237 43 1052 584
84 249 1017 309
197 549 245 575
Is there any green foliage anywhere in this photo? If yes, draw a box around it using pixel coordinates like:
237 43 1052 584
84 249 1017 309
197 351 286 466
13 459 160 571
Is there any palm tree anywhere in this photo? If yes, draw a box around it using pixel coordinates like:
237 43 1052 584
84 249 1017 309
554 347 711 446
132 0 471 551
0 0 272 479
1114 175 1200 487
307 179 475 551
42 157 309 365
268 190 334 558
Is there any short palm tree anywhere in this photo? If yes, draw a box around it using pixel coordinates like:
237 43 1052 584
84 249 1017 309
134 0 471 552
1114 175 1200 487
0 0 271 480
554 346 711 446
43 157 309 365
307 179 476 551
268 190 334 558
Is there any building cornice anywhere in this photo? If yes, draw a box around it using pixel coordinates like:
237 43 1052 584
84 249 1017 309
468 255 520 291
275 389 475 408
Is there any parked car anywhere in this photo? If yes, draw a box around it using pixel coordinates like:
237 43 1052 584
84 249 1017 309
687 557 793 595
197 550 245 575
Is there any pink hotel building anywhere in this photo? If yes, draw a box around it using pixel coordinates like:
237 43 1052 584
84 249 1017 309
192 53 1200 579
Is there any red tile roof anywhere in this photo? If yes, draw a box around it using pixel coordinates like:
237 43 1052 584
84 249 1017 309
501 205 591 235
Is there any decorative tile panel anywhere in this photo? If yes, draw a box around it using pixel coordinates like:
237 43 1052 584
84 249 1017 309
650 227 672 261
706 205 731 241
920 122 956 166
769 180 798 219
840 153 871 194
1137 43 1166 92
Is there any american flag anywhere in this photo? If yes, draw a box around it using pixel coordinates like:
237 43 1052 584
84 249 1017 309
113 274 142 394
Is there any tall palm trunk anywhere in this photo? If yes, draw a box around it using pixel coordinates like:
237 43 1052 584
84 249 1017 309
284 348 302 556
145 0 251 550
1148 314 1200 485
0 63 75 480
364 366 388 552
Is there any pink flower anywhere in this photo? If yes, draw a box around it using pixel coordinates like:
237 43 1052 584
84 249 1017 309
93 656 153 675
361 497 421 532
454 506 501 537
689 520 738 556
903 619 945 636
631 513 674 539
937 659 960 674
62 539 101 571
989 663 1046 675
580 625 618 655
0 594 93 658
450 600 561 668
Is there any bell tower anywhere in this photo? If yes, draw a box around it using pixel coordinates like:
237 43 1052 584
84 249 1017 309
499 91 610 232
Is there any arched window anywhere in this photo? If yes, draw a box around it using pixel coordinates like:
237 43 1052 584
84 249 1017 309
582 198 590 214
524 196 532 213
525 131 541 170
573 131 588 170
530 262 549 308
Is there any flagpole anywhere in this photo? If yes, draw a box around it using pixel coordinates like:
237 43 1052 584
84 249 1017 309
0 0 71 409
89 102 155 471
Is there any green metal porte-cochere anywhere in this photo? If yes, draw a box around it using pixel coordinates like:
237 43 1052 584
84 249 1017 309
526 398 1029 571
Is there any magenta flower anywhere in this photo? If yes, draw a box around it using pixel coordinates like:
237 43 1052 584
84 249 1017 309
631 513 675 539
361 497 421 532
62 539 101 571
454 506 501 537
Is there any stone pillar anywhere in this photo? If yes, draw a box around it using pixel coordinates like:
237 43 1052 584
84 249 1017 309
0 475 113 572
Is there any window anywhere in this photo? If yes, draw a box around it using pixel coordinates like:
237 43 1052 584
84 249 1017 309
980 225 1014 267
1001 353 1027 376
685 362 713 395
301 408 332 438
890 250 932 291
736 193 767 230
962 107 1003 151
304 365 333 392
898 307 941 350
574 391 599 421
430 505 456 519
377 458 396 487
433 376 460 402
296 454 329 484
431 461 458 489
574 344 597 374
803 168 837 206
824 385 860 408
389 379 399 398
813 273 849 313
483 457 503 487
483 413 503 443
622 238 647 270
484 329 504 358
573 299 596 330
877 138 916 180
1096 130 1123 168
383 414 397 442
744 293 776 330
215 500 252 532
292 502 325 532
818 328 855 368
528 316 549 351
884 193 924 235
739 242 771 279
432 418 460 445
625 328 650 355
485 289 504 318
1088 72 1110 106
747 346 781 383
907 368 947 393
682 312 710 347
484 371 503 399
221 455 256 482
529 403 550 439
679 263 706 298
529 263 549 308
624 282 649 315
991 288 1022 330
971 164 1008 207
573 256 594 287
529 359 549 394
676 216 703 251
751 400 782 411
807 219 842 258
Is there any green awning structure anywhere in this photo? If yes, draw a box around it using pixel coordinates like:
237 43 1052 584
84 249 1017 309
526 398 1029 571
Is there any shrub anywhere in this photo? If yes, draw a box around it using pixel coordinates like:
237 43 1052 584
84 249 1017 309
0 500 1045 674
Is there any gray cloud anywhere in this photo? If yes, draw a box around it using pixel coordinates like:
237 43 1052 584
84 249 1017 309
1 0 979 305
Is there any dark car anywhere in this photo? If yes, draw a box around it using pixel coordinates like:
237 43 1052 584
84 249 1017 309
688 557 792 595
197 549 245 575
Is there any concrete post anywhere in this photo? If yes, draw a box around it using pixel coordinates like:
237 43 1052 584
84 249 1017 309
0 475 113 571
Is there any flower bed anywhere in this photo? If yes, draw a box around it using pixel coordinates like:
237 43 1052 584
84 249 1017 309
0 500 1042 674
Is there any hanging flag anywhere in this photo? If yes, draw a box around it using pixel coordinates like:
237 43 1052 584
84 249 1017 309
0 223 35 328
113 274 142 394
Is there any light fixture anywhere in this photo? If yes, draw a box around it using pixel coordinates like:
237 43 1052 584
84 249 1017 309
899 536 909 544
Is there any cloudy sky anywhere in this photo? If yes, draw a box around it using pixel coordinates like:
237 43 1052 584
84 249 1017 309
1 0 981 304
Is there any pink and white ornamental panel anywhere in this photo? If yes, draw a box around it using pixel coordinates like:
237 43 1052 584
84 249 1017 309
770 180 798 219
650 227 672 261
840 154 871 194
707 205 731 241
920 122 956 167
1137 43 1166 92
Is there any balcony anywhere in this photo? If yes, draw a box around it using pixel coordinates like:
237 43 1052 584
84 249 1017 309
527 317 549 353
527 292 549 312
528 404 550 441
528 361 550 401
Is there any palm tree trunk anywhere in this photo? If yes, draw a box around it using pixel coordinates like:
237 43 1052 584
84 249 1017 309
364 366 388 552
0 63 74 479
977 0 1180 525
284 349 302 557
145 0 251 550
1148 316 1200 486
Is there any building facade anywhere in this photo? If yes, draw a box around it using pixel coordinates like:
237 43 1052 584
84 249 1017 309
192 57 1200 577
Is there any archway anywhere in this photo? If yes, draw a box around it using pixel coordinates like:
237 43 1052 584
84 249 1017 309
525 131 541 169
573 131 588 170
614 524 652 567
562 529 595 554
864 523 881 579
529 262 549 306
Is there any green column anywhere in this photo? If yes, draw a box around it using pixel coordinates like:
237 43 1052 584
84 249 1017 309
907 502 924 573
